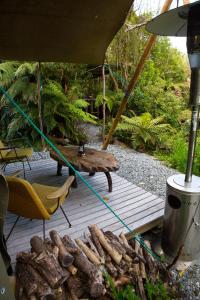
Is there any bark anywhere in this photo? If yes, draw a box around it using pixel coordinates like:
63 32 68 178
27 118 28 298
90 225 122 265
88 225 106 262
62 235 106 298
17 251 69 289
75 238 101 265
50 230 74 268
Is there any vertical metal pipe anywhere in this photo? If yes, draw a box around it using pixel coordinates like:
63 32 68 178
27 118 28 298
185 68 200 182
185 106 199 182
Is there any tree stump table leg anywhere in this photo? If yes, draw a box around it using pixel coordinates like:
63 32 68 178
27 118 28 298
89 172 96 176
57 162 63 176
104 172 112 192
69 167 78 188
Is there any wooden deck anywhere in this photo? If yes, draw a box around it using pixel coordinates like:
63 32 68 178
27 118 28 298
4 158 164 262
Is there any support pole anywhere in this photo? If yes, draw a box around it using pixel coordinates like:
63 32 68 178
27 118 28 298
102 0 174 150
37 62 45 150
102 64 106 141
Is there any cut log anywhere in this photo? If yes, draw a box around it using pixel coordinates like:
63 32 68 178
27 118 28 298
88 225 106 261
139 248 146 279
63 235 106 298
50 230 74 268
67 274 87 298
67 265 78 275
44 238 77 276
30 236 45 254
143 240 158 281
91 225 122 265
75 238 101 265
105 262 118 278
119 232 130 248
137 277 147 300
16 262 38 297
62 235 97 277
104 232 132 263
17 251 69 289
84 232 100 258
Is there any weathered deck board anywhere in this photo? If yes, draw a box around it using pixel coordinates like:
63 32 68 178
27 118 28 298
4 158 164 262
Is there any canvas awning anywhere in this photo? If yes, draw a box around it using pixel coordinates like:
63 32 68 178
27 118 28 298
0 0 133 64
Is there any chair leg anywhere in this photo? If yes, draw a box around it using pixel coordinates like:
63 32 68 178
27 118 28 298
43 219 46 240
26 157 32 170
6 216 20 242
22 161 26 179
60 205 72 228
2 163 7 171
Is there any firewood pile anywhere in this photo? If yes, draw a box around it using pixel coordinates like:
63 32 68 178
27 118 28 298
15 224 169 300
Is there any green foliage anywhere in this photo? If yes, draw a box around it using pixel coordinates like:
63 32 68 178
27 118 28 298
145 280 171 300
0 61 96 147
157 135 200 177
105 273 140 300
95 89 124 115
116 113 175 151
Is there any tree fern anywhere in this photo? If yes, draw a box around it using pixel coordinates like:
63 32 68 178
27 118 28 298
116 112 175 151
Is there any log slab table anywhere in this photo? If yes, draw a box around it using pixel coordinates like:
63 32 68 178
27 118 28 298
50 146 119 192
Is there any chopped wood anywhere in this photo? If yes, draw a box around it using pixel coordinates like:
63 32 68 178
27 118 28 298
143 240 158 282
30 236 45 254
105 262 118 278
67 265 78 275
84 232 100 258
88 225 106 261
119 232 130 248
17 251 69 289
16 262 37 297
137 277 147 300
114 275 131 288
91 225 122 265
139 248 146 279
50 230 74 268
15 224 170 300
67 274 87 298
75 238 101 265
63 235 105 298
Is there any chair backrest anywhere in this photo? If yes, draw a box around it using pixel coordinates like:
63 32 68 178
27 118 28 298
6 176 50 220
0 141 10 158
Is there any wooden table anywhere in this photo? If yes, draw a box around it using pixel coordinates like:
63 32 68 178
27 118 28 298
50 146 119 192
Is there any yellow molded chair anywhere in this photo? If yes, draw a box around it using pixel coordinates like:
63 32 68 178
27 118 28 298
0 140 33 178
6 175 75 240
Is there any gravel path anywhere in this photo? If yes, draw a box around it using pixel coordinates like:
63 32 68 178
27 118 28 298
88 142 177 199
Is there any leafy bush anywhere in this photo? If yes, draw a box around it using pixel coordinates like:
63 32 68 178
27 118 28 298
115 112 175 152
0 62 96 147
145 280 171 300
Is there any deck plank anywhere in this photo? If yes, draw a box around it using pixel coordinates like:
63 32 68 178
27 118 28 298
4 158 164 262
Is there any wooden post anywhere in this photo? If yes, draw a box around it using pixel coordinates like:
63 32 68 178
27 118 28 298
37 62 45 150
102 64 106 141
101 0 174 150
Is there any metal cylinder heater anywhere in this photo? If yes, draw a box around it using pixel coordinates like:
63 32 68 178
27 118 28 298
146 1 200 261
162 174 200 261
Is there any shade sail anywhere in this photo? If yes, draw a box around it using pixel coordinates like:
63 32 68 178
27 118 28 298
0 0 133 64
146 0 200 37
